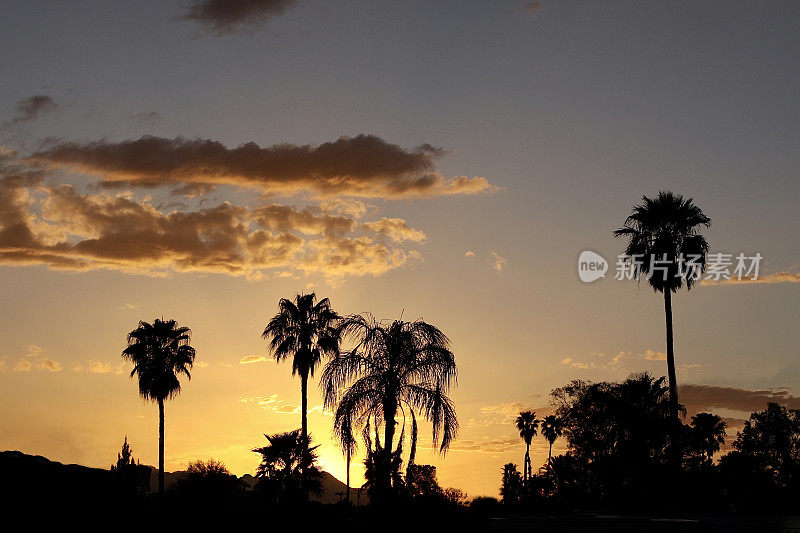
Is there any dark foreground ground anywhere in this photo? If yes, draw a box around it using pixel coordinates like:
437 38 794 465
2 450 798 532
481 515 800 533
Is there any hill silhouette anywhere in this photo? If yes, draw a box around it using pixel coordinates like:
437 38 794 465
1 450 358 507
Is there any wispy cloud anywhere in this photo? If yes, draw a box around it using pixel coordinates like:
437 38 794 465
8 95 58 125
702 271 800 286
522 1 543 17
240 393 328 416
491 251 507 272
13 344 62 372
73 360 126 374
239 355 269 364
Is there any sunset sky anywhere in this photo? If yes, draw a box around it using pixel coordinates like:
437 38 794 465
1 0 799 497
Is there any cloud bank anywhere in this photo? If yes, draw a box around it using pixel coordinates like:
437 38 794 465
0 155 424 280
29 135 493 199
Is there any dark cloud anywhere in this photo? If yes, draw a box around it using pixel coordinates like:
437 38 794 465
680 384 800 416
0 155 424 280
10 95 58 125
29 134 493 199
183 0 297 36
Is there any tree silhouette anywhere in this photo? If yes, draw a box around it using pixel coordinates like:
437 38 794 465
405 464 443 501
110 435 150 496
690 412 727 461
122 318 196 496
500 463 523 505
252 429 322 504
732 402 800 485
262 292 339 497
540 415 563 474
322 314 458 501
614 191 710 466
111 436 136 471
550 373 676 504
361 419 404 499
173 459 242 504
515 411 539 482
614 191 710 417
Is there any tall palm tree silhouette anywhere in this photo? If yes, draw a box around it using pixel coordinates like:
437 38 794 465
515 411 539 482
614 191 710 416
322 314 458 499
691 412 727 461
122 318 196 496
262 293 340 496
541 414 563 474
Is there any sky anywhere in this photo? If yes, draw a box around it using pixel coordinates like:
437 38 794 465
0 0 799 498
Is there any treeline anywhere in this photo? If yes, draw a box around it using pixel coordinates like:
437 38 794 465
500 373 800 513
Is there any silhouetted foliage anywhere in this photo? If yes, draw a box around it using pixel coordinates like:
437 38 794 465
122 318 196 496
441 487 469 506
540 415 563 474
614 192 710 434
110 436 150 496
405 464 442 501
687 412 727 464
719 402 800 510
547 373 681 508
515 411 538 482
362 420 404 501
262 293 340 498
173 459 242 505
500 463 523 505
252 429 323 505
322 314 458 503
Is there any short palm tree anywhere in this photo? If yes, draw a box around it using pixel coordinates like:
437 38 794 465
541 414 563 474
262 293 340 494
614 191 710 414
515 411 539 482
252 430 322 504
691 412 726 460
322 314 458 500
122 318 196 496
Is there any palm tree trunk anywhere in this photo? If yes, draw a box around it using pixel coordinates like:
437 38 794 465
664 290 681 468
158 398 165 497
523 445 530 482
300 370 309 500
383 400 397 494
547 442 553 475
664 290 678 410
346 453 351 504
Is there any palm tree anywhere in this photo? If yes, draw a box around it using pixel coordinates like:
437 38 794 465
515 411 539 482
541 414 563 474
614 191 710 415
252 430 322 504
262 293 340 494
321 314 458 500
691 412 726 461
122 318 196 496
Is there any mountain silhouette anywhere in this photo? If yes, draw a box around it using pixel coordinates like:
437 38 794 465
1 450 358 507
